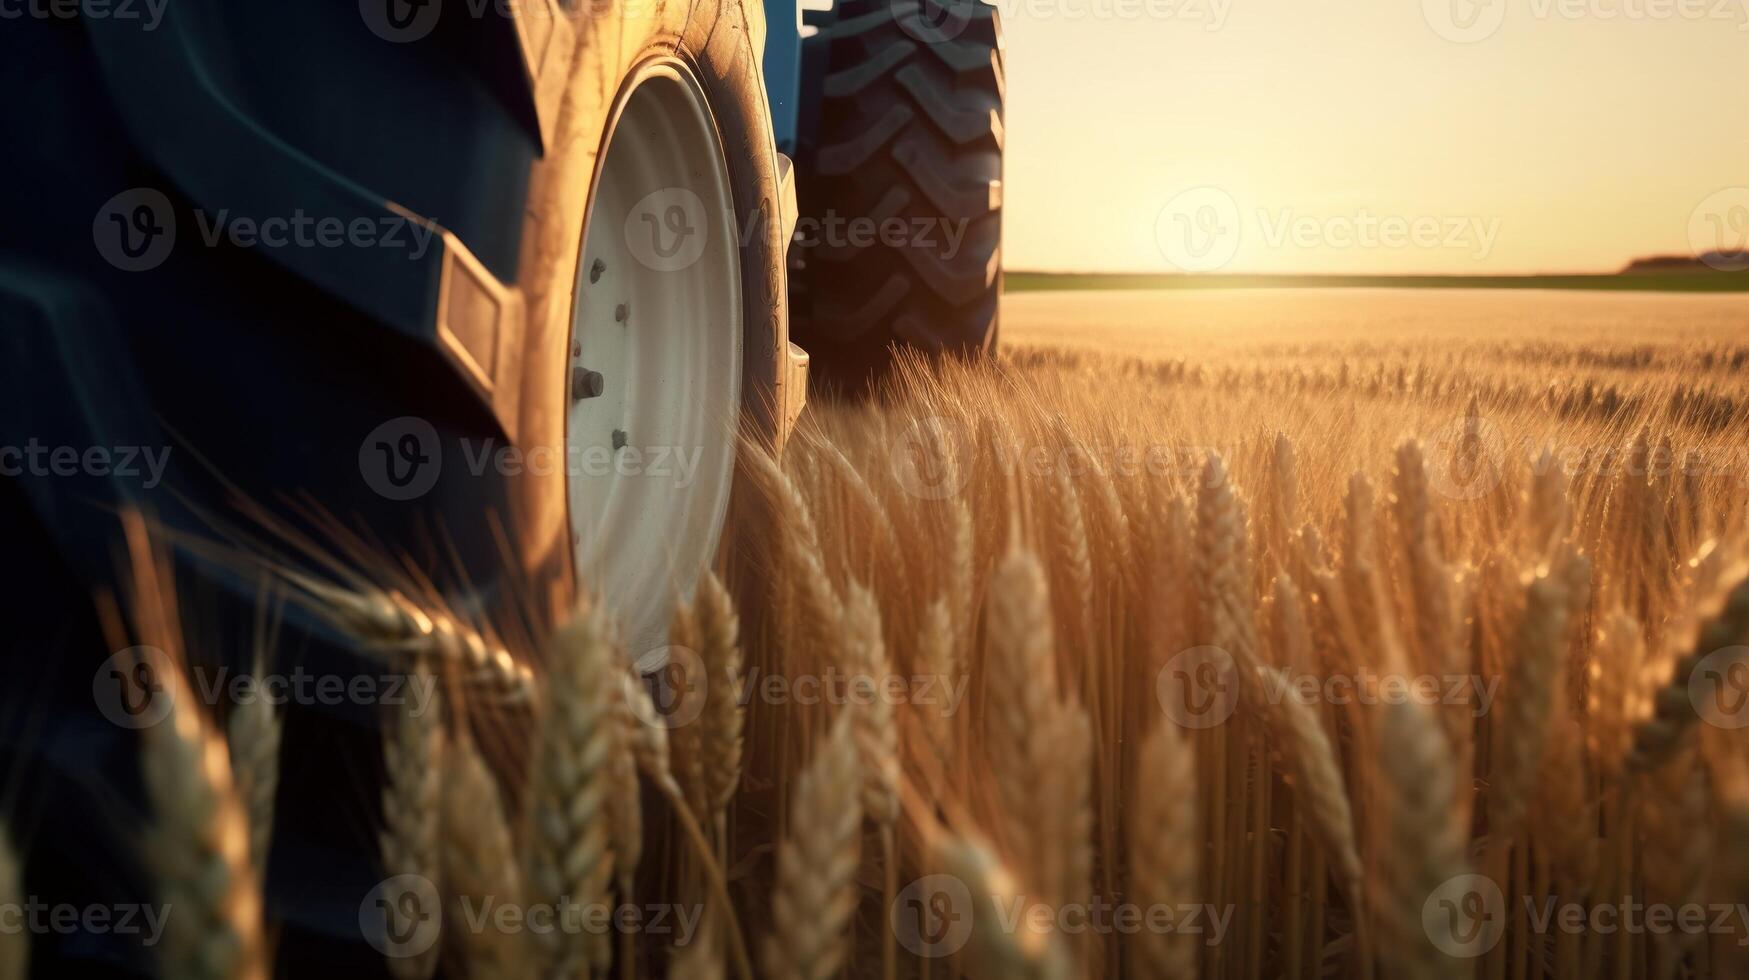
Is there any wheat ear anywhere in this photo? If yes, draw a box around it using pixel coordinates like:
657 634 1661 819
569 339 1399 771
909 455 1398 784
0 827 24 980
1374 699 1466 980
1627 575 1749 773
763 712 863 980
1488 567 1570 850
937 833 1074 980
986 546 1065 890
696 570 746 817
287 575 533 703
442 731 525 979
842 582 900 826
1130 722 1200 980
226 692 282 875
621 670 755 980
1638 757 1710 980
144 666 268 980
379 662 443 980
526 610 617 980
607 670 644 902
916 598 958 777
1269 575 1364 899
741 441 841 652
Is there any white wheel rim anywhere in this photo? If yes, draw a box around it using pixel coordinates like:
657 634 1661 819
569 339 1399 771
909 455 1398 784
567 61 743 663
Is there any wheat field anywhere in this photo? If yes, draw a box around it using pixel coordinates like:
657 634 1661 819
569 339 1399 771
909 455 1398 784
25 291 1749 980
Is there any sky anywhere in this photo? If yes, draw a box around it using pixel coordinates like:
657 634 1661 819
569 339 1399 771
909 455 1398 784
999 0 1749 274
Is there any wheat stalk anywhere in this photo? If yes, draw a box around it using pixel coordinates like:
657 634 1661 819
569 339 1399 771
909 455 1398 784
1489 565 1571 849
144 665 268 980
1130 722 1200 980
226 692 282 875
526 610 617 980
1373 698 1466 980
696 571 746 817
762 712 863 980
379 662 443 980
0 827 24 980
442 731 526 979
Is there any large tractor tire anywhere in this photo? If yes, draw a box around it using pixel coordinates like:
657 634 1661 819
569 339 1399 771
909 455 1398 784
792 0 1006 392
0 0 797 971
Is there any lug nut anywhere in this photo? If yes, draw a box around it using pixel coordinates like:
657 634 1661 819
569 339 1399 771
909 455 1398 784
572 367 605 401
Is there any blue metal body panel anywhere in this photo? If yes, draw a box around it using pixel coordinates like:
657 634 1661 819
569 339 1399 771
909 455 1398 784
763 0 804 153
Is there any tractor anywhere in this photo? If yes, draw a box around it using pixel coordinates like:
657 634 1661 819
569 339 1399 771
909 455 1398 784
0 0 1001 971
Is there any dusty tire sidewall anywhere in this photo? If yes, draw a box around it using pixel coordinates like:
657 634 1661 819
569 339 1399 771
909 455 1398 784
511 0 787 621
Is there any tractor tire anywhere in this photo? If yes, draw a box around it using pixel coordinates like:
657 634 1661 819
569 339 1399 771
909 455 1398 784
792 0 1006 392
0 1 793 972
